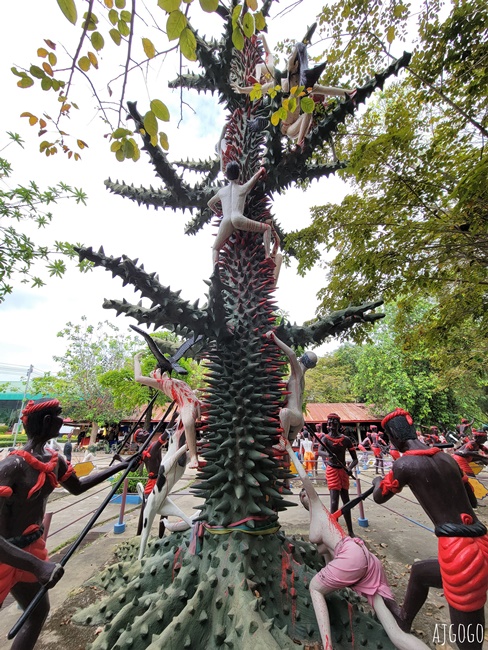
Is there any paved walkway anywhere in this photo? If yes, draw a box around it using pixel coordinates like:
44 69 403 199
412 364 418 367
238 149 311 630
2 450 479 649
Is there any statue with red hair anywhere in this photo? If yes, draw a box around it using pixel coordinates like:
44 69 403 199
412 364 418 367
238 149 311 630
373 408 488 650
0 399 133 650
318 413 358 537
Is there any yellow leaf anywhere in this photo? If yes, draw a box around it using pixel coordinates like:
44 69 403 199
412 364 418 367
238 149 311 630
39 118 47 128
104 0 114 6
270 110 281 126
37 48 48 58
40 140 51 152
115 0 126 7
167 10 187 41
143 110 158 137
150 99 170 121
387 26 395 44
88 51 99 68
159 132 169 150
42 62 54 77
77 139 88 149
179 27 197 61
48 52 57 66
57 0 77 25
110 140 122 152
29 115 38 126
18 77 34 89
246 0 257 9
78 56 91 71
142 37 156 59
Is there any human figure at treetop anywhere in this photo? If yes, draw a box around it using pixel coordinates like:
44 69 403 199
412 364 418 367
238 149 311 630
0 399 134 650
452 430 488 479
264 330 317 443
282 437 429 650
318 413 358 537
232 40 353 148
208 162 276 266
373 408 488 650
134 352 201 469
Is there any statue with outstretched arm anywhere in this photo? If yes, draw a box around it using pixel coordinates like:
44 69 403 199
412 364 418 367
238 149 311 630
134 353 201 469
373 409 488 650
0 399 134 650
283 436 429 650
265 330 317 442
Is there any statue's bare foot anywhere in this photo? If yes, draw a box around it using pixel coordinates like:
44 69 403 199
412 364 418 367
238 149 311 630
188 457 199 470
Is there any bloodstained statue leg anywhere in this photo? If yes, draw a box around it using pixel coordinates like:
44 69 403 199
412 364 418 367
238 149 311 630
329 489 340 517
340 488 354 537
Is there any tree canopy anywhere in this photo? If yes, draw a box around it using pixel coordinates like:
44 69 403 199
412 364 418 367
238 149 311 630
286 0 487 385
304 301 487 427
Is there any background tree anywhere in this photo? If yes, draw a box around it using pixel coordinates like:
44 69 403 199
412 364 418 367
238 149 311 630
303 344 359 403
32 317 140 443
305 302 486 426
286 0 487 387
0 132 88 302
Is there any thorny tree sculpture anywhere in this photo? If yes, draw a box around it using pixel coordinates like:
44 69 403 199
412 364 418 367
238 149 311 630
75 4 411 648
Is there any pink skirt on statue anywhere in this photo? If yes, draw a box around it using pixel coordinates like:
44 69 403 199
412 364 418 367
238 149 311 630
315 536 394 607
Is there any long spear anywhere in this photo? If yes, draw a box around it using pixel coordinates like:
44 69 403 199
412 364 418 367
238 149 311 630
8 409 177 640
111 391 159 460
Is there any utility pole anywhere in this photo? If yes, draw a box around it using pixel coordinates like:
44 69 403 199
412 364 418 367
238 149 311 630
12 364 33 447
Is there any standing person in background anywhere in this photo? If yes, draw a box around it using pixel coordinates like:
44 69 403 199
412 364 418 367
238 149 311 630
368 425 387 476
299 432 315 475
457 418 474 441
318 413 358 537
62 434 72 463
452 431 488 478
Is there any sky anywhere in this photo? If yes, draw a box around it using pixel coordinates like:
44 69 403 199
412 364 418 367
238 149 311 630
0 0 349 384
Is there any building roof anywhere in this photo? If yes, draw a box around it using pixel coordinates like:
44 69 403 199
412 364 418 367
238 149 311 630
122 402 382 424
305 403 381 424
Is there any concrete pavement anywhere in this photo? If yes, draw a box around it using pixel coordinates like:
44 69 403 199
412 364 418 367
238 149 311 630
0 450 462 648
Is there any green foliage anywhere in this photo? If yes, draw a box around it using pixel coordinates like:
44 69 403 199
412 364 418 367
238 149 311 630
304 344 360 403
287 0 487 384
311 302 487 425
0 132 89 301
113 465 148 493
32 318 140 427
